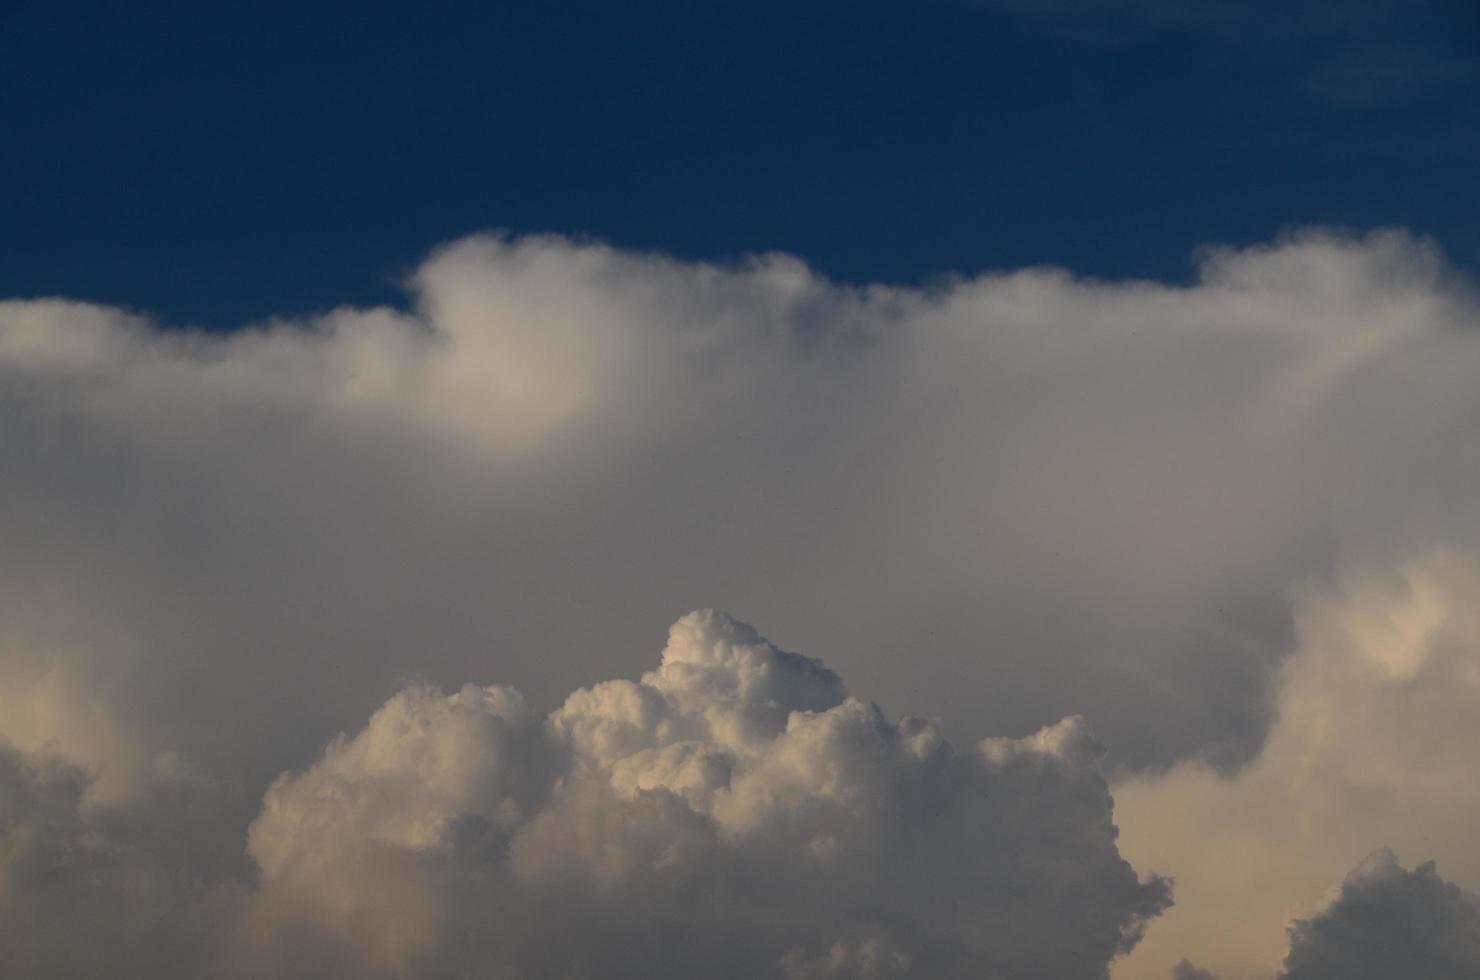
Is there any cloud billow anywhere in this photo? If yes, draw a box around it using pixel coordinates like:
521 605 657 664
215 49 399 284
4 227 1480 977
0 745 242 980
244 610 1172 979
1279 850 1480 980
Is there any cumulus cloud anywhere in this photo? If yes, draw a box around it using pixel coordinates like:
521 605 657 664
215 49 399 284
1112 549 1480 979
1143 850 1480 980
0 744 241 980
1280 850 1480 980
3 227 1480 976
0 613 1168 977
1135 846 1480 980
243 610 1170 979
1170 961 1220 980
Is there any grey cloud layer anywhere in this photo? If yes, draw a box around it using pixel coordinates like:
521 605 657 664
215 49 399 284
3 229 1480 977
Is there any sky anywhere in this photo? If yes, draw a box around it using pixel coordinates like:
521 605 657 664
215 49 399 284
2 0 1478 326
3 3 1480 980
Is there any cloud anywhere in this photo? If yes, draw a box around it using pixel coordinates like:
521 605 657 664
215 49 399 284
1141 850 1480 980
4 227 1480 975
243 610 1169 978
7 227 1472 802
0 744 242 980
1112 548 1480 979
0 612 1169 978
1280 850 1480 980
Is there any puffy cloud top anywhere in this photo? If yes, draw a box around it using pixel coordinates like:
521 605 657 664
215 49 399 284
1146 851 1480 980
1170 962 1221 980
246 611 1171 979
1279 851 1480 980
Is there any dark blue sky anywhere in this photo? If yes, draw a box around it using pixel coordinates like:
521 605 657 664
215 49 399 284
2 0 1476 328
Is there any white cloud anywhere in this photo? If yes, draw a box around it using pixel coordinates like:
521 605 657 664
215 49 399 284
3 228 1480 976
243 610 1169 979
8 228 1468 795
